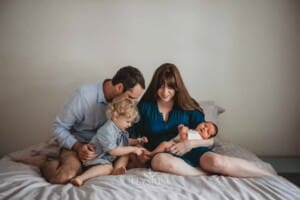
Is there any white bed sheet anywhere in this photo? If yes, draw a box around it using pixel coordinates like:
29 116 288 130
0 138 299 200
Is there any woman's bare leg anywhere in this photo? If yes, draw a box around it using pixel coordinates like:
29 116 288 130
200 152 274 177
151 153 207 176
71 164 113 186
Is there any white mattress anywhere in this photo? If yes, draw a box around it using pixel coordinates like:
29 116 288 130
0 138 299 200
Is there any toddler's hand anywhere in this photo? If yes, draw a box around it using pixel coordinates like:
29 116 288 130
137 149 151 163
135 147 146 156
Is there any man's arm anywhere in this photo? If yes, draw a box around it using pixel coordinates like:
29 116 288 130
52 90 84 150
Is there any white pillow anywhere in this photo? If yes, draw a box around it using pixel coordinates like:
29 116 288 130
199 101 225 125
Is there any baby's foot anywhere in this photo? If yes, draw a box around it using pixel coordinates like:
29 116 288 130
112 166 127 175
71 176 83 187
14 155 47 167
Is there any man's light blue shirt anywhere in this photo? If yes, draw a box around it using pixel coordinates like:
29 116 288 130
53 81 108 149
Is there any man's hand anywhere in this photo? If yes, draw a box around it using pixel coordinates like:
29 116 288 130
168 141 192 156
73 142 97 162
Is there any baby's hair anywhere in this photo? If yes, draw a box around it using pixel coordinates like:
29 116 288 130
206 121 218 138
106 97 139 123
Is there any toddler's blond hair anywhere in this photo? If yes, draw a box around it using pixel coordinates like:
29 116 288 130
106 97 139 123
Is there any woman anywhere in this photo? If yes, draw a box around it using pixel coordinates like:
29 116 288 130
132 63 273 177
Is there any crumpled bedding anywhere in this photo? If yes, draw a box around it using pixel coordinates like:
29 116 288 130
0 138 299 200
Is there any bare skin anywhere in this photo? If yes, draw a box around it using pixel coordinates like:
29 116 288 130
111 137 149 175
14 149 83 184
112 166 127 175
71 164 113 187
151 153 208 176
151 151 274 177
14 155 47 167
112 155 129 175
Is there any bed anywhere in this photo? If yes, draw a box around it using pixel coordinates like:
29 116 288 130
0 102 299 200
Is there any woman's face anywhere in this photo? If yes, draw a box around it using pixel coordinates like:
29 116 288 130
157 84 175 103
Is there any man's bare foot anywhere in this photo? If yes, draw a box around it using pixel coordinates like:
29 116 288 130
14 155 47 167
112 166 126 175
70 176 83 187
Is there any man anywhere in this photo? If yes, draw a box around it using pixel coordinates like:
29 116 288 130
16 66 145 184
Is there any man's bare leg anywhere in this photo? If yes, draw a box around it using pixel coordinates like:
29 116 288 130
14 149 82 184
112 155 129 175
41 149 82 184
14 155 47 167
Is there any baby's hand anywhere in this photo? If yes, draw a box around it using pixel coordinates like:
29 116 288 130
177 124 184 129
141 136 148 144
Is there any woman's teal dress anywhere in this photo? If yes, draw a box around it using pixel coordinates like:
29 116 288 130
130 101 212 167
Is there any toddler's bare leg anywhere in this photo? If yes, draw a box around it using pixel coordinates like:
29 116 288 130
71 164 113 186
112 155 129 175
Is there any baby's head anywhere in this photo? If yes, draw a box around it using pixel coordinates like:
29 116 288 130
195 121 218 139
106 97 139 130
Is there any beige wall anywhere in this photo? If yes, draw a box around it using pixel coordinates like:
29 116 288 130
0 0 299 157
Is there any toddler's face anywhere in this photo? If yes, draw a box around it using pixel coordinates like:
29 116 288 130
113 116 133 131
195 122 216 139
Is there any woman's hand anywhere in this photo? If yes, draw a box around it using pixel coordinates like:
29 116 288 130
168 141 192 156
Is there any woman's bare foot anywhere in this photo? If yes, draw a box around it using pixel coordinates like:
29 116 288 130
71 176 83 187
14 155 47 167
112 166 126 175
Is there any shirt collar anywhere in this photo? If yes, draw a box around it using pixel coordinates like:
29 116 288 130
107 119 127 135
97 80 107 104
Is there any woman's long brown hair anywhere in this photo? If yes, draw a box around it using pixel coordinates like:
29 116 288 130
141 63 203 112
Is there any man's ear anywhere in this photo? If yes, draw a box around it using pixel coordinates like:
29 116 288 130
115 83 124 94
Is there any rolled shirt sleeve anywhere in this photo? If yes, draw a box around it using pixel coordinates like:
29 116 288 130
52 90 85 149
